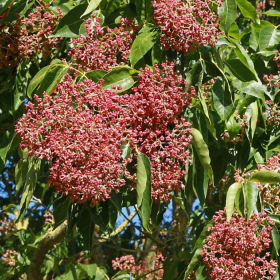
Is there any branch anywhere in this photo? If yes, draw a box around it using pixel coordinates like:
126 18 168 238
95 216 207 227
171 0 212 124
29 222 67 280
100 209 137 240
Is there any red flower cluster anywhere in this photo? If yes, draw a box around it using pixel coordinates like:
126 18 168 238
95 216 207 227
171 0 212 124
152 0 222 55
201 210 277 279
0 3 63 68
124 62 195 201
2 249 18 267
68 16 136 72
16 63 194 203
112 252 165 279
16 75 131 205
263 51 280 91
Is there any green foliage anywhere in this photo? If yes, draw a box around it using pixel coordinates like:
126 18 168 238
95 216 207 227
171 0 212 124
0 0 280 278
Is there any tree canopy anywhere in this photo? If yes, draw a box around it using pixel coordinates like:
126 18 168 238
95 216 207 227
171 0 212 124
0 0 280 279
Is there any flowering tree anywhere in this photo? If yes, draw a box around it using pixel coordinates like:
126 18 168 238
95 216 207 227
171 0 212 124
0 0 280 279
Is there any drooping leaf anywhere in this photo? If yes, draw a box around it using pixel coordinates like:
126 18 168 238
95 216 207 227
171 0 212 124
162 259 179 280
226 182 242 220
250 101 258 141
250 170 280 184
27 65 51 98
219 0 237 33
77 208 95 251
229 38 258 81
130 25 157 67
212 78 233 120
17 157 41 222
245 181 258 219
263 9 280 17
136 152 152 232
272 226 280 256
15 159 28 195
192 149 209 205
81 0 102 17
53 197 70 228
184 248 203 277
102 67 134 93
36 61 69 97
235 0 259 23
225 59 257 82
52 3 88 37
0 130 15 168
84 70 108 83
259 26 280 50
191 128 214 183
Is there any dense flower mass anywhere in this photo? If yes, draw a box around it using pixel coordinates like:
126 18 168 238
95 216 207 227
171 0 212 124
16 63 194 203
16 75 131 205
112 252 165 279
153 0 222 54
0 3 63 68
124 62 195 201
68 16 135 72
201 210 277 279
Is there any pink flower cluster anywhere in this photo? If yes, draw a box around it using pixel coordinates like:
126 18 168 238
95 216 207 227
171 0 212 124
16 63 194 203
201 210 277 279
0 3 63 68
263 51 280 92
112 252 165 279
68 16 136 72
0 216 16 238
123 62 195 201
263 100 280 127
152 0 222 55
16 75 131 205
2 249 18 267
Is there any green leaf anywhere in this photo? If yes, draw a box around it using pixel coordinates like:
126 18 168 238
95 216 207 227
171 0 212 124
184 248 203 276
0 130 14 167
130 25 157 67
162 259 178 280
232 79 266 99
77 208 95 251
245 181 258 219
250 101 258 140
136 152 152 232
36 61 69 97
1 0 34 22
121 142 131 160
81 0 102 17
27 66 51 98
52 3 87 37
229 38 258 80
235 0 258 23
226 182 242 220
192 149 209 205
53 197 70 228
219 0 237 33
15 159 28 195
225 59 257 82
78 264 97 278
228 22 241 40
235 187 245 215
263 9 280 17
250 170 280 184
17 157 41 222
0 0 13 14
272 226 280 256
102 67 134 93
84 70 107 83
259 26 280 50
270 215 280 224
212 78 233 120
191 128 214 183
193 221 213 252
